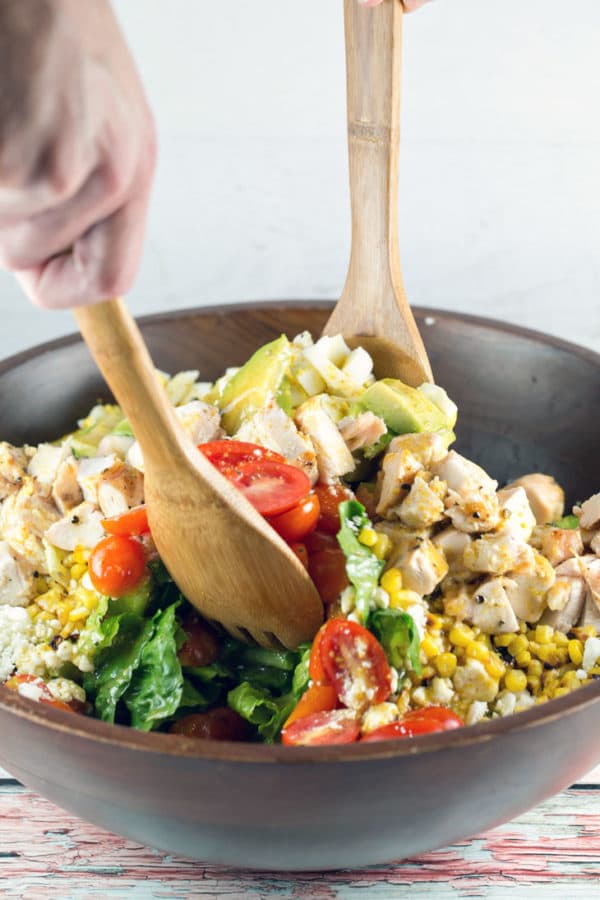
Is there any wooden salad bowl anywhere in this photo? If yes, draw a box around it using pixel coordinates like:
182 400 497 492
0 301 599 871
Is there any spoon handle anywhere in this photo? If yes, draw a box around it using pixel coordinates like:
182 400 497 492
75 298 193 472
324 0 431 383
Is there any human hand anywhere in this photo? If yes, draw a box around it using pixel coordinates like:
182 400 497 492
359 0 431 10
0 0 156 309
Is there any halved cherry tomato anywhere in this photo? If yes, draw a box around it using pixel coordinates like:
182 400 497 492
319 619 393 711
290 542 309 569
267 493 320 543
314 482 353 534
308 546 349 605
284 683 339 729
88 534 146 597
361 707 464 742
178 611 219 668
4 674 79 713
169 708 250 741
304 530 338 554
198 440 286 476
281 708 360 746
230 460 311 517
308 621 332 685
102 505 150 536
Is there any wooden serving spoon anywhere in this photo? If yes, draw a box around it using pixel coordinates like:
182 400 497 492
323 0 433 386
75 299 323 649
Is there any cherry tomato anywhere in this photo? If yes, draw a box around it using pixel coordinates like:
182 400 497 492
290 542 309 569
198 440 286 476
230 460 311 517
305 530 338 554
361 707 464 742
308 621 331 685
308 546 349 605
178 611 219 668
319 619 393 711
88 534 146 597
169 708 250 741
284 683 338 729
267 493 320 543
4 674 79 713
314 482 353 534
281 708 360 746
102 505 150 536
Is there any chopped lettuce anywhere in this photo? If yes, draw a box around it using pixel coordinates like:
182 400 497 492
369 608 422 677
552 514 579 530
337 500 385 623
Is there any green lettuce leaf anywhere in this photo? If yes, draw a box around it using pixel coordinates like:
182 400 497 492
369 608 422 676
552 514 579 530
337 499 385 622
123 603 184 731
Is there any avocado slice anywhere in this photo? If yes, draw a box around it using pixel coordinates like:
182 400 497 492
219 335 291 434
359 378 447 434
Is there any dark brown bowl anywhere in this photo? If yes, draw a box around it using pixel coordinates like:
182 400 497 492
0 302 599 871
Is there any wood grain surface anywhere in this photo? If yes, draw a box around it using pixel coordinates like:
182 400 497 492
2 766 600 899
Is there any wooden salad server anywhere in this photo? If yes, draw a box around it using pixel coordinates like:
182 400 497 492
323 0 433 386
75 299 323 649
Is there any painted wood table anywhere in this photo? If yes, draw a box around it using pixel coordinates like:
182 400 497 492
1 764 599 899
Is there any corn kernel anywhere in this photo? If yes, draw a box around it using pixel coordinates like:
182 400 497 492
389 589 422 610
485 654 506 680
535 625 554 645
562 670 581 690
528 659 543 677
568 639 584 666
554 631 569 647
449 624 475 647
421 634 440 660
527 675 541 693
515 650 532 668
537 645 567 666
577 625 597 639
494 633 517 648
553 686 570 699
427 613 444 631
508 635 529 657
358 527 377 547
381 568 403 595
421 665 435 680
434 652 457 678
519 621 528 634
373 533 392 560
504 669 528 692
465 641 489 663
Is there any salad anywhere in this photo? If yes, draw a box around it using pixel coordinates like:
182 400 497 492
0 331 599 746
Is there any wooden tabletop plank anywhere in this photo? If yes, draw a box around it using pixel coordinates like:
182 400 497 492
1 784 600 898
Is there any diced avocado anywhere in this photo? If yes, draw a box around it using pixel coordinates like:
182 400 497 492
276 376 294 417
359 378 446 434
107 577 152 617
112 417 134 437
219 335 291 434
551 514 579 530
70 439 99 459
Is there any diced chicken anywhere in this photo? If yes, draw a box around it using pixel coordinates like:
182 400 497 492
44 502 105 551
578 493 600 531
375 433 448 517
27 443 69 489
496 487 536 542
127 441 144 473
591 532 600 555
175 401 223 445
504 551 555 622
380 526 433 572
540 526 584 567
0 482 60 573
76 455 116 505
433 527 472 573
0 540 35 607
463 531 533 575
580 593 600 629
470 578 520 634
453 659 499 702
0 442 27 500
338 412 386 453
97 461 145 518
393 538 448 596
445 489 500 534
295 396 354 482
397 476 446 529
443 578 519 634
581 557 600 610
505 473 564 525
431 450 497 498
555 554 597 580
51 457 83 514
97 434 135 459
236 398 319 484
539 577 586 632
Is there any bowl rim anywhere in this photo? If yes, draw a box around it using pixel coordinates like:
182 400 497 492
1 299 599 765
